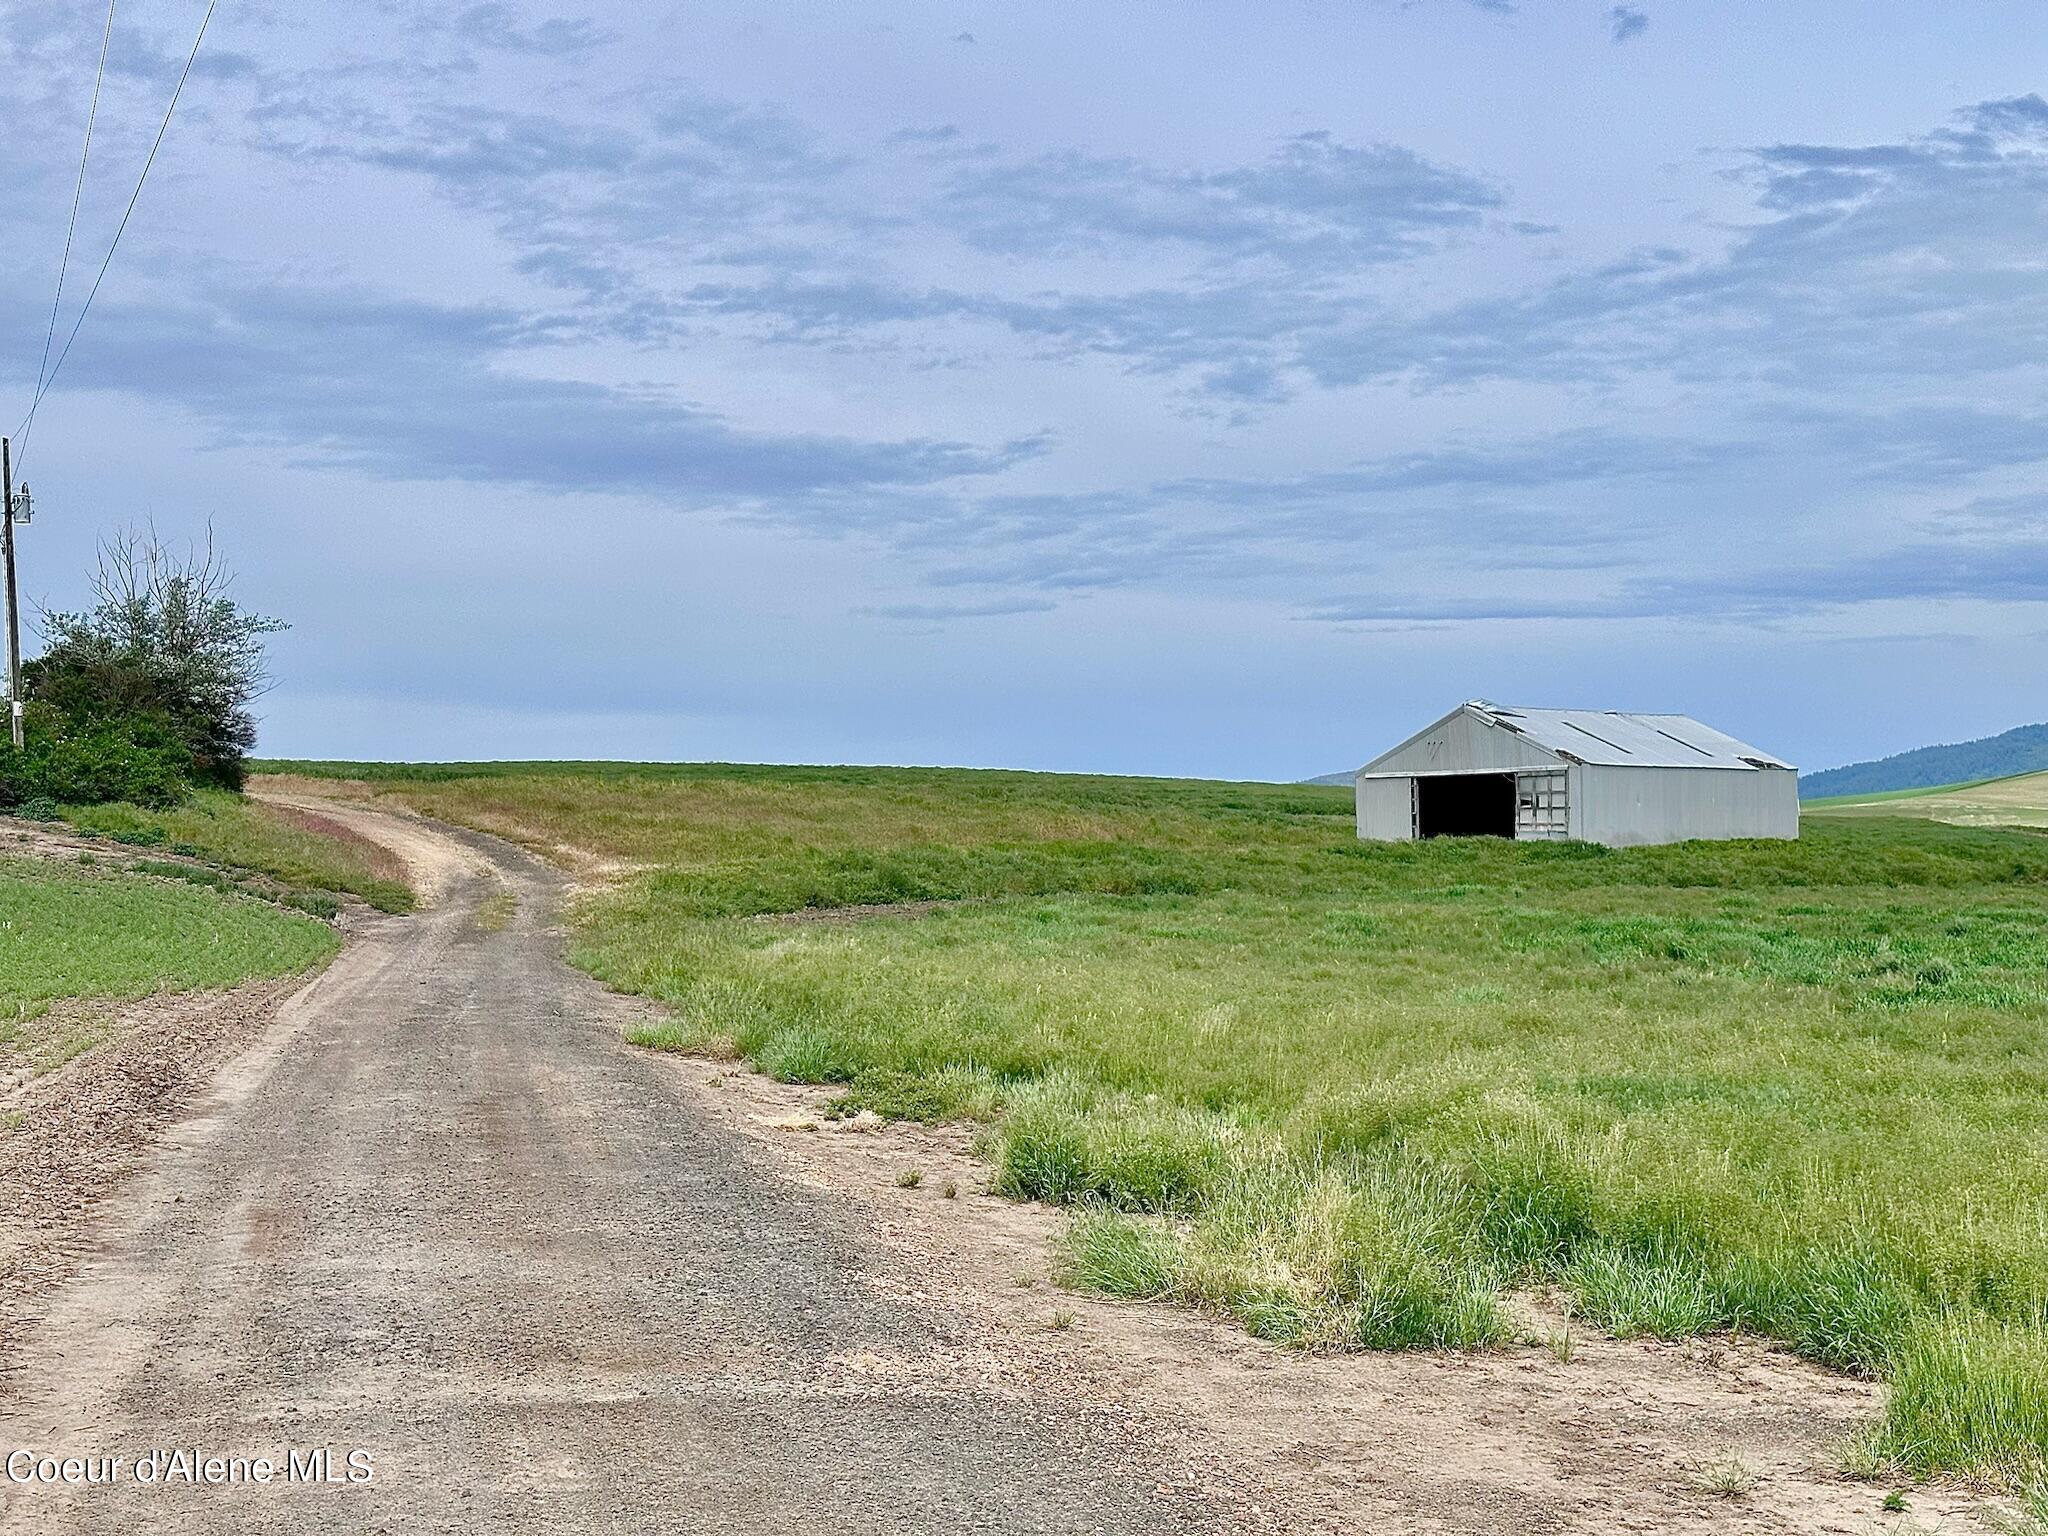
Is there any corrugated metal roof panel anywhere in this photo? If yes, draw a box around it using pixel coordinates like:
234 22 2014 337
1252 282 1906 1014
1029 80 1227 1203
1471 702 1794 771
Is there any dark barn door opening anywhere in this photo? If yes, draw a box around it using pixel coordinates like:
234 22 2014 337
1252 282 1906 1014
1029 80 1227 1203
1416 773 1516 839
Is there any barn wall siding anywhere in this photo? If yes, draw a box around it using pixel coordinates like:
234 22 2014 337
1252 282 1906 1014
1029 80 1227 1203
1363 708 1560 776
1573 764 1798 846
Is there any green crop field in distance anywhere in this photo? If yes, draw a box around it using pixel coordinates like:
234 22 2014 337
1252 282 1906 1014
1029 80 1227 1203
1808 770 2048 830
268 759 2048 1481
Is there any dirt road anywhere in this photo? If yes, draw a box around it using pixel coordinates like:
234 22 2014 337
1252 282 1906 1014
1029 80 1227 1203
0 806 1243 1534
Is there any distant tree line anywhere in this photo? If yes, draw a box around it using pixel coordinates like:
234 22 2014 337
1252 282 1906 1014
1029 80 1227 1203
0 529 283 809
1800 721 2048 799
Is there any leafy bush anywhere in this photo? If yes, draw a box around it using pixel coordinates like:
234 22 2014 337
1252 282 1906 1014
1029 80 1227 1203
13 528 283 798
0 704 192 809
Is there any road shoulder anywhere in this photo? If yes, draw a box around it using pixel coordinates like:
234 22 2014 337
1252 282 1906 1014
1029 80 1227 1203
650 1051 2003 1536
0 973 320 1355
0 815 385 1359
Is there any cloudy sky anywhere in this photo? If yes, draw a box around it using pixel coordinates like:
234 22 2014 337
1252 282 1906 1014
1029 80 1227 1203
3 1 2046 778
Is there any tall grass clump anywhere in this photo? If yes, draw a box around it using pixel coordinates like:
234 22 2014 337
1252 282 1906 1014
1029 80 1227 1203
994 1072 1231 1211
1061 1145 1507 1349
1876 1319 2048 1478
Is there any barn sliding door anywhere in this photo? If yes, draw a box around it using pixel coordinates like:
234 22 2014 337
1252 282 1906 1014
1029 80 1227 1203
1514 770 1569 839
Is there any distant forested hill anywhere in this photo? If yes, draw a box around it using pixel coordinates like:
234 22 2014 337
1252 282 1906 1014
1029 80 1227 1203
1801 721 2048 799
1302 771 1354 786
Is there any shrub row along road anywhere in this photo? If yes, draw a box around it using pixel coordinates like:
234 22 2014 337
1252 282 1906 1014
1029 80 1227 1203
0 806 1225 1534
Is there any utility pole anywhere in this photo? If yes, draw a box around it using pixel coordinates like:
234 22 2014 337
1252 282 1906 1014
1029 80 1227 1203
2 438 21 750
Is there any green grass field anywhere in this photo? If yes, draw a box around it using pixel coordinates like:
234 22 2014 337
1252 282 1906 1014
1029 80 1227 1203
0 857 339 1074
60 789 413 912
273 759 2048 1481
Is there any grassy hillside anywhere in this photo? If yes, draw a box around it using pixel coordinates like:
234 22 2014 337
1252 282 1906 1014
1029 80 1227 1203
277 759 2048 1480
1810 771 2048 829
1802 721 2048 799
61 790 413 913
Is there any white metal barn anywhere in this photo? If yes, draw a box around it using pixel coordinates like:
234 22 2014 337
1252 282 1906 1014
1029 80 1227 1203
1355 701 1798 847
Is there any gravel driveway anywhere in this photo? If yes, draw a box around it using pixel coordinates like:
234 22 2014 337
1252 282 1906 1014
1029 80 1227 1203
0 807 1231 1534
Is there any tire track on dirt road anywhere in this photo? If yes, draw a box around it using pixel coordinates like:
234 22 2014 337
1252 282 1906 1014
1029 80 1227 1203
0 805 1252 1534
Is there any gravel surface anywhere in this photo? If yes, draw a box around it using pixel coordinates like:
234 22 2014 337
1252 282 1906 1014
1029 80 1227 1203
0 808 1246 1535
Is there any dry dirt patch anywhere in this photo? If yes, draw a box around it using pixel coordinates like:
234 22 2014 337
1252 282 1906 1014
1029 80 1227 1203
0 818 110 864
0 975 312 1355
246 786 493 902
649 1050 2001 1536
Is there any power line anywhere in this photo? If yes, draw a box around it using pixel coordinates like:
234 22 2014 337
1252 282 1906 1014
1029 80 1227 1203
15 0 220 467
32 0 120 413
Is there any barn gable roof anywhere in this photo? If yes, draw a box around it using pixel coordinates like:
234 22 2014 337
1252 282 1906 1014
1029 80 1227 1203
1362 701 1795 774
